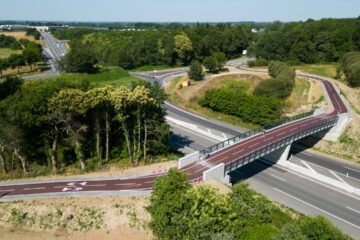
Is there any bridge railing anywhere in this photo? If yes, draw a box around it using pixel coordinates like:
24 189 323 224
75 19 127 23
224 115 338 173
200 110 315 156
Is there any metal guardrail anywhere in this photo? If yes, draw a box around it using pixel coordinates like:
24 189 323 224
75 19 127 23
224 115 338 173
200 110 315 156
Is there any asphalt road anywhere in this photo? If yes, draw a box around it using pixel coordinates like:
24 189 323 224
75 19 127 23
24 31 66 80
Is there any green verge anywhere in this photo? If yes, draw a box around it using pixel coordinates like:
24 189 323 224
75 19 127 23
130 65 182 72
295 63 338 79
34 66 142 88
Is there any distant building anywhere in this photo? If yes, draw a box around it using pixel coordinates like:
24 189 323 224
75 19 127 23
251 28 258 33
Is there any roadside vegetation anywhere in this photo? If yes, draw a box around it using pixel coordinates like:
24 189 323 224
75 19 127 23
146 168 351 240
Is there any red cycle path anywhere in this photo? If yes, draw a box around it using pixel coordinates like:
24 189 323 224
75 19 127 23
0 69 348 198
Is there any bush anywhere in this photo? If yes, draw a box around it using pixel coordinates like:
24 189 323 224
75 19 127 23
248 58 268 68
254 61 295 99
341 51 360 87
188 60 203 80
298 216 351 240
146 168 191 240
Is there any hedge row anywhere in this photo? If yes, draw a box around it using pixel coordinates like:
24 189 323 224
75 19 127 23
199 88 283 125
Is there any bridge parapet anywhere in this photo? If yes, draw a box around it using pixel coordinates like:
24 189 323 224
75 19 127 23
200 110 315 157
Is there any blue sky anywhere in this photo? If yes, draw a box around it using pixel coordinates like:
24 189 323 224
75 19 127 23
2 0 360 22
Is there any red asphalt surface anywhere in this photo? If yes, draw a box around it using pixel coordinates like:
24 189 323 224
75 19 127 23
0 67 349 199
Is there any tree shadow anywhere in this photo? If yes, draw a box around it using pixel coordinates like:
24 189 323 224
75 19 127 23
0 191 10 199
170 133 194 152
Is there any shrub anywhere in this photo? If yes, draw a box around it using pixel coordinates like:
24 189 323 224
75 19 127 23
341 52 360 87
248 58 269 67
188 60 203 80
254 61 295 99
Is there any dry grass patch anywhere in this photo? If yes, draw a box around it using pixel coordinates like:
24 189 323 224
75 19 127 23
0 195 153 240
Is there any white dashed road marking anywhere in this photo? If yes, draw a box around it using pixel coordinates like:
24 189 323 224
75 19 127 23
23 187 46 191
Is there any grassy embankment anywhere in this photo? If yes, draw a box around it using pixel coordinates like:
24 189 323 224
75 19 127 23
167 73 324 130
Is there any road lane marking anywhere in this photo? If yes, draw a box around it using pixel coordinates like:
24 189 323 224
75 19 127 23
274 188 360 230
301 160 317 173
344 166 360 174
86 184 106 187
115 183 136 186
270 174 287 182
23 187 46 191
347 206 360 215
302 152 313 157
266 160 360 201
329 170 349 185
292 158 360 183
0 189 15 192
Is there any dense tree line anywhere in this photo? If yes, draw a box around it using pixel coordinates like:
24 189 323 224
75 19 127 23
340 51 360 87
147 168 351 240
0 78 171 175
52 24 252 69
199 87 283 125
254 61 296 99
256 17 360 64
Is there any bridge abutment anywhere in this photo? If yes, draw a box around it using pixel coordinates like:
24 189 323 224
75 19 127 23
263 144 291 164
203 163 231 185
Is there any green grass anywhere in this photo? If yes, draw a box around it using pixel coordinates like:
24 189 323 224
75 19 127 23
36 66 142 88
130 65 182 72
295 63 338 79
0 48 21 59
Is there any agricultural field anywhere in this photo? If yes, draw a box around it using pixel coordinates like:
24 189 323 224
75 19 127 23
1 31 44 46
